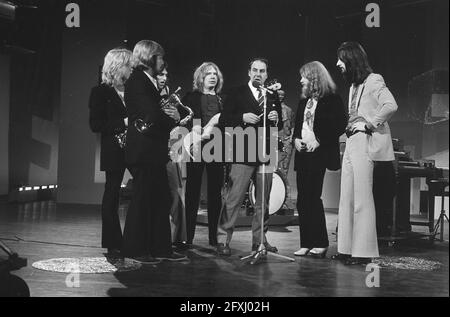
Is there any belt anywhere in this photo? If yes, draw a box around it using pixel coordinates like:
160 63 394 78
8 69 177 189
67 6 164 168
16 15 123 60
346 129 372 138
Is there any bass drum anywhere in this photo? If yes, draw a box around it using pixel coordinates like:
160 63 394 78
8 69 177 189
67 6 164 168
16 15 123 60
248 171 287 215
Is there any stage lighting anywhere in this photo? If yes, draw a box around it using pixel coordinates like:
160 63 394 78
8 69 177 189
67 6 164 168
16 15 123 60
0 1 15 22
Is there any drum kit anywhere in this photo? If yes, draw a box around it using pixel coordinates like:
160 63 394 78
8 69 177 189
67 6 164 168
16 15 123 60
247 170 288 215
221 161 289 217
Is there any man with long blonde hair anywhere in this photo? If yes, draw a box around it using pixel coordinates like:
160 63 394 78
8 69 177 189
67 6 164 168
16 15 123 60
88 47 133 256
122 40 186 263
293 61 347 258
182 62 224 247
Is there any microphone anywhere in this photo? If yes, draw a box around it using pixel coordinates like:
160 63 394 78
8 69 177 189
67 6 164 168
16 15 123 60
251 80 262 90
251 80 280 94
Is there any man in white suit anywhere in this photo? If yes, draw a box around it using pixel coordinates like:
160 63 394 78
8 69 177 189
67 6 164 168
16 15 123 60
333 42 398 265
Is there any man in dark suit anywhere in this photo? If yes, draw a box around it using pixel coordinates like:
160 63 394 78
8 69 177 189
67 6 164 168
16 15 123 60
292 61 347 258
122 40 186 263
89 48 133 256
216 58 283 256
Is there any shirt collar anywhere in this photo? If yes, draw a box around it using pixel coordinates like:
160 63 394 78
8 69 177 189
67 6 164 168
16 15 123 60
248 80 262 100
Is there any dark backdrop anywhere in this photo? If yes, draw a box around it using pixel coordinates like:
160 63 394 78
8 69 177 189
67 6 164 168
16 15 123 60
4 0 448 204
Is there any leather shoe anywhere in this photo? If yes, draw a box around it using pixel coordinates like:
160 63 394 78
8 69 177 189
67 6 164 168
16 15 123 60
330 253 351 261
264 242 278 253
172 242 189 252
344 257 372 265
294 248 310 256
309 248 328 258
216 243 231 256
251 243 278 253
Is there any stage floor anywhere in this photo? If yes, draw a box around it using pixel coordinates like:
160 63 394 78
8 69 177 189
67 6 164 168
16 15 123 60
0 200 448 297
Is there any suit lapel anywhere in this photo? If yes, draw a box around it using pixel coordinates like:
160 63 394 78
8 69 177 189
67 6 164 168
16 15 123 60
347 82 366 113
146 75 161 101
355 82 365 111
111 87 125 105
296 99 307 128
244 85 260 113
137 69 161 104
107 85 127 116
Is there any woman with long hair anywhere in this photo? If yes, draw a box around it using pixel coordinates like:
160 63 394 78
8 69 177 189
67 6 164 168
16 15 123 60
293 61 347 258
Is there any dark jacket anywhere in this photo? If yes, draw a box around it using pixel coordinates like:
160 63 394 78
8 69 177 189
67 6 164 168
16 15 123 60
293 93 348 171
124 67 176 166
219 84 283 166
88 84 127 171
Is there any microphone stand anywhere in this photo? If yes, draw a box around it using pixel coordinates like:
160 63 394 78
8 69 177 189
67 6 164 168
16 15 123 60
240 89 295 265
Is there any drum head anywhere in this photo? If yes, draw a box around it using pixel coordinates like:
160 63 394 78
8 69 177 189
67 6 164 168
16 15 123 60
249 172 287 215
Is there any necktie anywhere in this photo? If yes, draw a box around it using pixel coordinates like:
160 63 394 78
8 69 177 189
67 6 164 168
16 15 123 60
257 88 264 111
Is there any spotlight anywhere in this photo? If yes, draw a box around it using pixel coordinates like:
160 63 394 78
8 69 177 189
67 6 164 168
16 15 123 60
0 1 16 22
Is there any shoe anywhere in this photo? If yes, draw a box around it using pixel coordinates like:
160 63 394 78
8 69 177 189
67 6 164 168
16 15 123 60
330 253 351 261
216 243 231 256
344 257 372 266
264 242 278 253
132 255 161 265
156 252 188 262
172 242 189 252
252 243 278 253
209 241 218 247
105 248 122 258
294 248 311 256
309 248 328 258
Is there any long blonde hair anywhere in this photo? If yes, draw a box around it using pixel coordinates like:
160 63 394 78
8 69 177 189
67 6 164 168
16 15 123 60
132 40 164 70
300 61 336 99
101 48 134 87
193 62 224 93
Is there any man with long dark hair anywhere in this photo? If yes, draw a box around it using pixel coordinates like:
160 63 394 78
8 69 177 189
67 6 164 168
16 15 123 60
333 42 398 265
155 62 189 248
